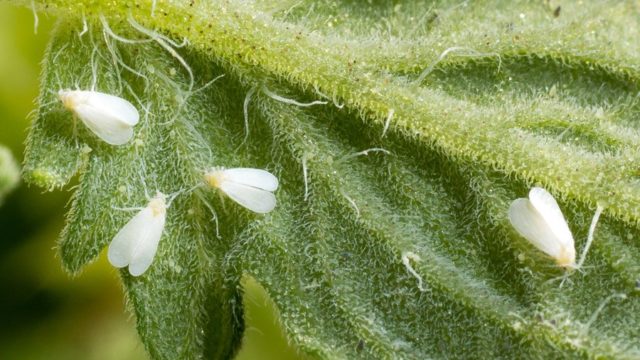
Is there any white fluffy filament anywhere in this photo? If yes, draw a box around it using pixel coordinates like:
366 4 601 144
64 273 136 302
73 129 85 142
242 85 258 144
78 15 88 37
100 16 153 44
302 154 309 201
576 204 605 269
416 46 500 84
402 252 427 292
381 109 394 138
341 191 360 218
337 148 391 164
128 16 194 92
31 0 39 35
262 86 328 107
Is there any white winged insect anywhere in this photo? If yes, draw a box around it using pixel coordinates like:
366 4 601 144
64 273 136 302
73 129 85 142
508 187 577 269
108 192 167 276
204 167 278 214
58 89 139 145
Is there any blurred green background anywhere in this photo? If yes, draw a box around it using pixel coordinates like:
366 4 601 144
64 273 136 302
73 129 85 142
0 4 299 359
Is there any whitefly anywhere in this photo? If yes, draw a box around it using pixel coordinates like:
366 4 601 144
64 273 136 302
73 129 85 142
108 191 167 276
204 167 279 214
58 89 139 145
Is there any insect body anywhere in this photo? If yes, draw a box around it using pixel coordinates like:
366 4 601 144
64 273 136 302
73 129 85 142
58 90 139 145
508 187 576 269
108 192 167 276
204 167 278 213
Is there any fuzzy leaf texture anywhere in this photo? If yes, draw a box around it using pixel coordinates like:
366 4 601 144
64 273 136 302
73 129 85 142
0 145 19 205
17 0 640 359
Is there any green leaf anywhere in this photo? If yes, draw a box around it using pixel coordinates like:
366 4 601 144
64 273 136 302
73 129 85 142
24 22 245 359
0 145 19 205
17 1 640 359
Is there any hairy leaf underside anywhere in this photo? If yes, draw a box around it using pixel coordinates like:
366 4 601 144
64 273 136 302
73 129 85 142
17 0 640 359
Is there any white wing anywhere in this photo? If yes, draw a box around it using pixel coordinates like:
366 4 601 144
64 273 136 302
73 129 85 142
82 91 139 126
528 187 574 249
222 168 279 191
219 180 277 213
108 207 165 276
128 212 165 276
508 198 566 260
71 91 138 145
74 103 135 145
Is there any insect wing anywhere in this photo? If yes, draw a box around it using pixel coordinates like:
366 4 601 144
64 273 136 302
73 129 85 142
219 180 277 213
128 211 166 276
83 91 139 126
108 206 164 276
528 187 574 249
73 91 139 145
222 168 279 191
108 207 153 269
74 103 135 145
508 198 565 259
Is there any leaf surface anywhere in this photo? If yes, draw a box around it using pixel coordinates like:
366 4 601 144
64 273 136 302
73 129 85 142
18 1 640 358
